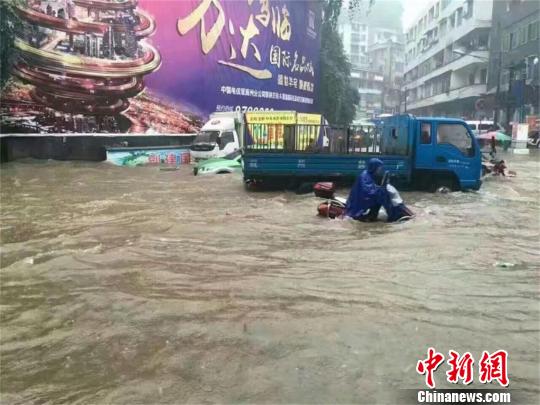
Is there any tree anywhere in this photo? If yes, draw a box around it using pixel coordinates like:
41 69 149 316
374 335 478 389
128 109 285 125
319 0 371 125
0 1 22 90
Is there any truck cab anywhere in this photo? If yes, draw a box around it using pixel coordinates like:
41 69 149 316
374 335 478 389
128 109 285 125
410 116 482 190
190 112 243 161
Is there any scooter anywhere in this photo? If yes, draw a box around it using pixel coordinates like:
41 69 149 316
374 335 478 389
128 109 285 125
482 156 509 176
481 138 516 177
314 182 347 219
313 180 414 222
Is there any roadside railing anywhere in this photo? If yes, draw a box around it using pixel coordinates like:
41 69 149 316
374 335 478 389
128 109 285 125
244 124 382 155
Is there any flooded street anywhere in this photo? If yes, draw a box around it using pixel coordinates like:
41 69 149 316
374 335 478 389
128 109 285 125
1 154 539 404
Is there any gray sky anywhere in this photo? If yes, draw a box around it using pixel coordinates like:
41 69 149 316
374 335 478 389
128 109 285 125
401 0 433 30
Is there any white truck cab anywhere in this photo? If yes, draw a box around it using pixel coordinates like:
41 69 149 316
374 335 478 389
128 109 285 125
190 112 244 161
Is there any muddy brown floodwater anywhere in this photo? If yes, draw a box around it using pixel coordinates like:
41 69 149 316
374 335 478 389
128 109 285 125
1 153 539 404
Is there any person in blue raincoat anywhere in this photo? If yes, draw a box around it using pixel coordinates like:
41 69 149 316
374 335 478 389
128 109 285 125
345 158 397 222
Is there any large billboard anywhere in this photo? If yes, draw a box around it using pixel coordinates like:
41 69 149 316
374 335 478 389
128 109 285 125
0 0 322 135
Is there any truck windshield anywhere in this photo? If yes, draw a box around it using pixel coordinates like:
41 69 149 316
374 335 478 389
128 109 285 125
194 131 219 144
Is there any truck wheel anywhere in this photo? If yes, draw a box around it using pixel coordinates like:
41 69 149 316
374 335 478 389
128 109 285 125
431 177 456 193
286 178 299 191
296 182 315 194
244 179 256 191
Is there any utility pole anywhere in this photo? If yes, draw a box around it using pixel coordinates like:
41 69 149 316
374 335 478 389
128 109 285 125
404 94 408 112
493 23 503 125
494 51 502 125
506 65 515 129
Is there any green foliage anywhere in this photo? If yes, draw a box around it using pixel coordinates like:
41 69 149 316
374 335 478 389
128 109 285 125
319 23 356 125
0 0 21 89
319 0 369 125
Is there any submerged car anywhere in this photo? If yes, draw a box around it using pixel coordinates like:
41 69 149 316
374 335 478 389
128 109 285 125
193 150 242 175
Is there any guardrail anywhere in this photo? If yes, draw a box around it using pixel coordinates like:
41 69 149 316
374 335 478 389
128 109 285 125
244 124 382 154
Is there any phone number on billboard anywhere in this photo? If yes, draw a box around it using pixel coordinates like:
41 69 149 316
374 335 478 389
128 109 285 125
216 105 275 113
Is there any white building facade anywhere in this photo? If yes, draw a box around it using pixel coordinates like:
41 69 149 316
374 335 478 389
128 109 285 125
403 0 494 119
340 19 370 67
338 2 404 119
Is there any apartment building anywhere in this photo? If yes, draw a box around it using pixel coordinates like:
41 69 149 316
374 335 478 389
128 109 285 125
338 0 404 119
487 0 539 126
340 19 370 67
403 0 493 119
368 39 405 115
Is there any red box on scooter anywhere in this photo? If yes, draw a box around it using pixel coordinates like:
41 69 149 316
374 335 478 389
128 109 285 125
313 182 335 199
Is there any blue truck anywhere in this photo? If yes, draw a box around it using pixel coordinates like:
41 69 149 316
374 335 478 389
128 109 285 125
242 114 482 191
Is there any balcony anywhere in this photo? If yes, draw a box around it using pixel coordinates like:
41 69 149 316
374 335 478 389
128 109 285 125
406 83 487 110
405 17 491 73
403 51 488 91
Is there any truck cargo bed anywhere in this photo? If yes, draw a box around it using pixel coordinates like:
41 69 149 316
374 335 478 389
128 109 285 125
243 152 411 185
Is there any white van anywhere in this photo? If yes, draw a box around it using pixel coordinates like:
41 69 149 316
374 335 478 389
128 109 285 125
466 120 505 134
190 112 244 161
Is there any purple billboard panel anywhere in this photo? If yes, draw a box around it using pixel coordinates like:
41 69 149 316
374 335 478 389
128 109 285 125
140 0 322 117
0 0 321 134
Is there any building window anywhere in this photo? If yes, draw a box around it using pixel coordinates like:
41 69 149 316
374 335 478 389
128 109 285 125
351 44 360 53
439 19 447 35
443 75 451 92
501 33 510 51
480 68 487 83
528 21 539 41
510 31 517 49
464 0 473 19
352 33 360 42
519 26 527 45
478 33 489 49
456 8 463 27
469 72 475 85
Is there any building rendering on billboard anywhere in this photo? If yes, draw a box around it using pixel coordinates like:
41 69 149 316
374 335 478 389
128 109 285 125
0 0 322 134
